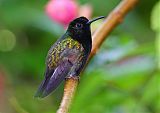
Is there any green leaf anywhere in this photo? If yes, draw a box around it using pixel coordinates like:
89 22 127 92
151 1 160 32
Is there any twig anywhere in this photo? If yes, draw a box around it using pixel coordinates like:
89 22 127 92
56 0 138 113
57 78 78 113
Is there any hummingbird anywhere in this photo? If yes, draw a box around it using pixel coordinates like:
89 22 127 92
35 16 105 98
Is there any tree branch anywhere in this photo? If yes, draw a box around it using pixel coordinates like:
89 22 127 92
56 0 138 113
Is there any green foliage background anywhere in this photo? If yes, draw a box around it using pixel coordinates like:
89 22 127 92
0 0 159 113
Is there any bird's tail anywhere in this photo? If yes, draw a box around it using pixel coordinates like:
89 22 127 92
34 60 72 98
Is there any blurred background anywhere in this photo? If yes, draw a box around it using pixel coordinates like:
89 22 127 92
0 0 159 113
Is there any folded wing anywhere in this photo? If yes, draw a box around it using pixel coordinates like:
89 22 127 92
34 59 73 98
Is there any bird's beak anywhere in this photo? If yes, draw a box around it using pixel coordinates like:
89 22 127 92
87 16 105 24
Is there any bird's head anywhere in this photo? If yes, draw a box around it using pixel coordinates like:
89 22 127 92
67 16 105 40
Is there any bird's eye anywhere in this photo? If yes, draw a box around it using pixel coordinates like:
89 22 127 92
75 23 83 28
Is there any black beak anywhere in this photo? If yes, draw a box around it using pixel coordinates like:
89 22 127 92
87 16 105 24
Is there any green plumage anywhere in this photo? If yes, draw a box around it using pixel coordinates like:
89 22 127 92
47 37 83 68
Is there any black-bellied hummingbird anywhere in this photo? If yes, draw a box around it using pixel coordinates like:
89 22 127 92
35 16 105 98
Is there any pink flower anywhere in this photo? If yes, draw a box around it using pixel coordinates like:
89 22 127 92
45 0 78 26
79 4 92 19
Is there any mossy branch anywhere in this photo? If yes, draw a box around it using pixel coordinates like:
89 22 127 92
57 0 138 113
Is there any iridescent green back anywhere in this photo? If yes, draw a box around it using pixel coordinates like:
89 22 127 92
47 37 84 69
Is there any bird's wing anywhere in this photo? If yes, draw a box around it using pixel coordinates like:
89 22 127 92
34 58 73 98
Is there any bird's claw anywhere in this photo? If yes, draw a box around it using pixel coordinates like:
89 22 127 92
65 75 80 81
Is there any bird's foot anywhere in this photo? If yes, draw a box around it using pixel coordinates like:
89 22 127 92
65 75 80 81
